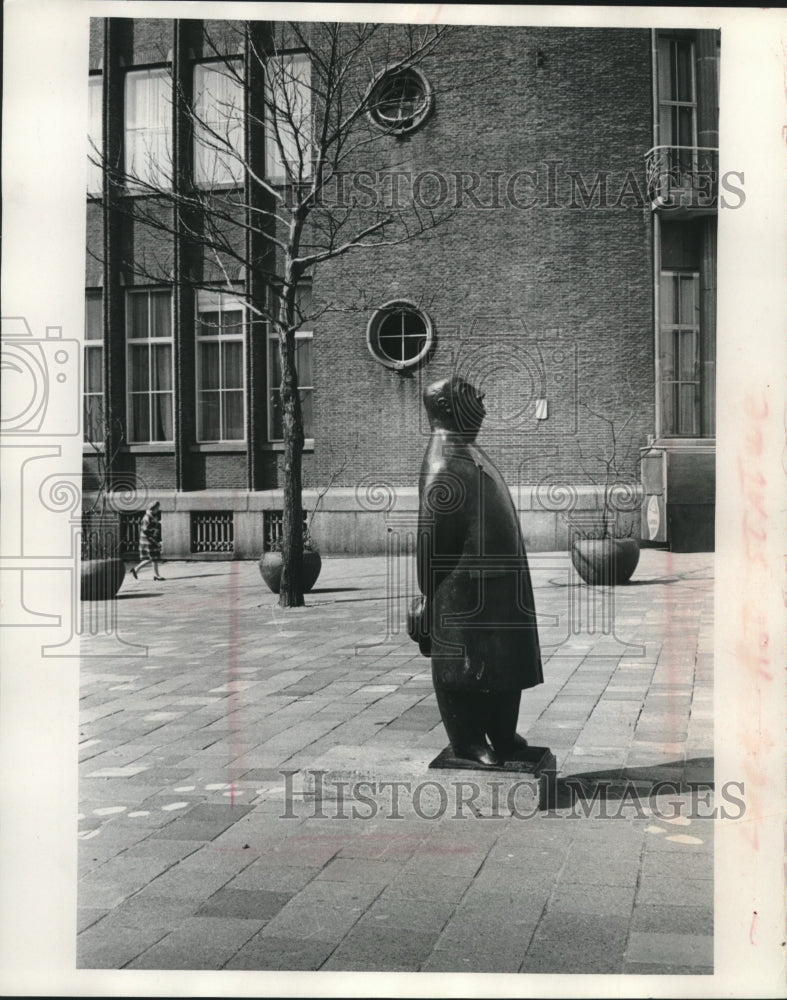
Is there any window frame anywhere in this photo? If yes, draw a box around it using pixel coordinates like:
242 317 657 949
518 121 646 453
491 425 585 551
195 287 247 443
658 268 704 438
124 66 173 191
366 300 434 371
192 57 245 189
656 36 698 175
366 65 434 136
125 287 175 444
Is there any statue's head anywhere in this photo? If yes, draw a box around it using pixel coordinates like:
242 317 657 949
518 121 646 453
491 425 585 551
423 376 486 438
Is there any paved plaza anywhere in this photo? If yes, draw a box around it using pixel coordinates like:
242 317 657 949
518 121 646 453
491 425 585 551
77 549 714 974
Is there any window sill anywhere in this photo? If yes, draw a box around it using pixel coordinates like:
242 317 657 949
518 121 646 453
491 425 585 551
121 444 175 454
644 438 716 451
262 440 315 452
189 442 247 452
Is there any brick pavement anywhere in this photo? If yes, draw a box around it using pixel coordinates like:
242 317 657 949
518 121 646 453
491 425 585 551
77 550 714 974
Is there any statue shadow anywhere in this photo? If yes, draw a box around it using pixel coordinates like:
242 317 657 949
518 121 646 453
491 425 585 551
549 756 714 810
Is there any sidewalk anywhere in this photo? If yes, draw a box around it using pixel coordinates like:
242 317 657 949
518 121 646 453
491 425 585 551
77 549 714 974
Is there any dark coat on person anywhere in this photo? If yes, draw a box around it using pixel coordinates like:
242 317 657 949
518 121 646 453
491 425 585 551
417 430 543 692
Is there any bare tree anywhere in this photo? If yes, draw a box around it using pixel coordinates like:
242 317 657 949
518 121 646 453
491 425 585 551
91 19 455 606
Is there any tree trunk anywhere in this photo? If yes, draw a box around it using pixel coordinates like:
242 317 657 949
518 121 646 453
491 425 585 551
277 300 305 607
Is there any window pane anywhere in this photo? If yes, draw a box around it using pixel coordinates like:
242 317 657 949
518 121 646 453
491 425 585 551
679 275 698 325
222 341 243 389
222 308 243 337
87 76 103 194
678 330 697 380
677 385 698 435
200 341 220 390
151 290 172 337
128 293 148 339
269 338 282 385
85 292 102 340
199 310 221 336
152 344 172 391
152 393 173 441
295 338 312 385
660 274 676 326
85 345 103 392
300 388 313 438
675 42 693 103
270 389 283 439
199 391 220 440
266 54 311 180
194 61 244 185
129 344 149 391
223 391 244 439
130 394 149 442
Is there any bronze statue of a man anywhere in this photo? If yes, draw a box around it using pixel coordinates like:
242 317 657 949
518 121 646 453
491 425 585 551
416 375 543 767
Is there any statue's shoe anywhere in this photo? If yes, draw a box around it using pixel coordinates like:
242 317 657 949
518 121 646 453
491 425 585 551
489 733 530 759
453 743 502 768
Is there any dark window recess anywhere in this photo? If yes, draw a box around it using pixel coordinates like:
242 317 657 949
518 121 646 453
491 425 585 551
191 511 234 553
263 509 308 552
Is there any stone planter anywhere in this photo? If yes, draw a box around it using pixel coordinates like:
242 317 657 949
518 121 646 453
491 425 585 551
80 557 127 601
571 537 640 586
259 549 322 594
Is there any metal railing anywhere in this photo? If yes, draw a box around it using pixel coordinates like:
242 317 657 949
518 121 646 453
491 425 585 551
191 511 234 554
263 509 308 552
645 145 719 211
119 512 145 559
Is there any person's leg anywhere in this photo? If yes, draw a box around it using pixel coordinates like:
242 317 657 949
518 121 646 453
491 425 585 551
132 557 151 578
153 558 164 580
485 690 528 758
433 685 501 766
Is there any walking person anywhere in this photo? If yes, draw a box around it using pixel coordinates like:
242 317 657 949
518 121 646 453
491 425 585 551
131 501 164 581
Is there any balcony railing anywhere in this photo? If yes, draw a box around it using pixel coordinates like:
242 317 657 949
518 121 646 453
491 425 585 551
645 146 719 213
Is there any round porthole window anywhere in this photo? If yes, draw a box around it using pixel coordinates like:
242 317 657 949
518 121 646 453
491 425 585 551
367 67 434 135
366 301 434 371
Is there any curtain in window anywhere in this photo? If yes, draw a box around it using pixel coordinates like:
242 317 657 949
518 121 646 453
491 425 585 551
266 54 311 181
194 62 244 186
125 70 172 188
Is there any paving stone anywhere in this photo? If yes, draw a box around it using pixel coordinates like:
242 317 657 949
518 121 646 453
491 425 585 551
77 923 170 969
321 924 439 971
547 881 636 916
627 931 713 967
520 912 629 974
125 916 265 969
314 857 405 884
258 880 383 942
195 887 293 920
224 933 336 970
631 903 713 935
636 875 714 908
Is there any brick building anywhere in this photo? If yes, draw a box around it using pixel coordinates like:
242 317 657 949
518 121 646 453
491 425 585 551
84 17 719 558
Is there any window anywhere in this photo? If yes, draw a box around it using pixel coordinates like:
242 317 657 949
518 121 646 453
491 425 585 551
126 288 174 442
367 67 433 135
124 68 172 189
265 53 312 182
84 290 103 442
366 301 433 370
87 75 102 195
657 37 697 174
659 271 708 436
193 60 244 187
196 289 245 441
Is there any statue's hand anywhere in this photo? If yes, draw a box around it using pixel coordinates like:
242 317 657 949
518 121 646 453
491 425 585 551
407 595 431 657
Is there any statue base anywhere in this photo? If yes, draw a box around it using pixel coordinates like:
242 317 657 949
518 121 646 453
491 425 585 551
429 744 554 774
